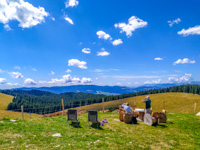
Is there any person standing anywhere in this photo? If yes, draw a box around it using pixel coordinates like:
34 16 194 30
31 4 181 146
142 95 152 114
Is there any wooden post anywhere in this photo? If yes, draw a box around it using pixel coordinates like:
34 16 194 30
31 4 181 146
102 98 104 113
21 105 24 120
62 99 65 116
194 102 197 113
30 111 31 119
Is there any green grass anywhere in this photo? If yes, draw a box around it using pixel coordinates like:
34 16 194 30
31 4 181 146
77 93 200 113
0 112 200 150
0 93 40 119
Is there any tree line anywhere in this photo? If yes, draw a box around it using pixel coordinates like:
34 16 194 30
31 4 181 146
1 84 200 114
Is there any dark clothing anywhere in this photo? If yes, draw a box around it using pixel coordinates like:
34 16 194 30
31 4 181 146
144 99 151 109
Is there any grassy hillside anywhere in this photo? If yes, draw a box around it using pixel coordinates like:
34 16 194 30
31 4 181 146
0 93 40 119
76 93 200 113
0 113 199 149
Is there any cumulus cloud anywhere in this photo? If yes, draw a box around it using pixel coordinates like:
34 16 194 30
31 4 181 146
0 78 7 84
112 39 123 46
48 74 92 85
114 16 148 37
178 25 200 36
81 77 92 84
24 78 37 85
64 16 74 25
82 48 91 54
4 24 11 31
10 72 24 79
97 49 110 56
154 57 163 61
168 18 181 27
144 79 162 84
173 58 195 65
68 59 87 69
65 0 79 8
0 0 49 28
66 69 72 73
168 73 192 83
96 31 112 40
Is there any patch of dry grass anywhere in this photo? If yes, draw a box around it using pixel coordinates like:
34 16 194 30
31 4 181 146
76 92 200 113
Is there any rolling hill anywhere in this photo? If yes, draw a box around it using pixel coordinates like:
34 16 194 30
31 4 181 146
76 92 200 113
0 93 40 119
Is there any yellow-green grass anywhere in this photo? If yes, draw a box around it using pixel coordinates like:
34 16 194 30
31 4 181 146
0 113 199 149
0 93 40 119
76 93 200 113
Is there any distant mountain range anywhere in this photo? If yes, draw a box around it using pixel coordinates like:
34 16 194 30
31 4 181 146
10 81 200 95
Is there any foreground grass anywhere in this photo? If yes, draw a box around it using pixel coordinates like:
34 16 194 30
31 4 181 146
77 93 200 113
0 93 40 119
0 113 200 150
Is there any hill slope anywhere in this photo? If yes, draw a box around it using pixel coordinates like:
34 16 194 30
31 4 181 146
76 92 200 113
0 93 40 119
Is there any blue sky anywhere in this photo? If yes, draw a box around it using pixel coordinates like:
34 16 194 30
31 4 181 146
0 0 200 89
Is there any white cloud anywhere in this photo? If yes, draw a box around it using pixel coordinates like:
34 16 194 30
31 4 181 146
0 69 5 73
168 73 192 83
68 59 87 69
51 17 55 21
82 48 91 54
96 31 112 40
64 16 74 25
114 75 161 79
81 77 92 84
178 25 200 36
7 82 20 86
114 16 148 37
4 24 11 31
65 0 79 8
32 68 37 71
94 69 105 72
168 18 181 27
154 57 163 61
173 58 195 65
0 78 6 84
0 0 49 28
24 78 37 85
144 79 162 84
10 72 24 79
66 69 72 73
94 68 120 72
50 71 55 75
97 51 110 56
112 39 123 46
14 66 20 70
47 74 92 85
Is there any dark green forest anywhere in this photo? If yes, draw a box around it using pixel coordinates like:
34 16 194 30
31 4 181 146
1 84 200 114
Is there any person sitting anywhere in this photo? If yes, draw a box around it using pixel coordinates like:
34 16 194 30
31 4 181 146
122 103 133 113
142 95 152 114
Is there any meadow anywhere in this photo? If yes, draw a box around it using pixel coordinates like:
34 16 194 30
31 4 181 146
0 113 200 149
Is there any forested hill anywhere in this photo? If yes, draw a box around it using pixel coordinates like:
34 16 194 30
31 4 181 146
0 90 105 114
1 84 200 115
